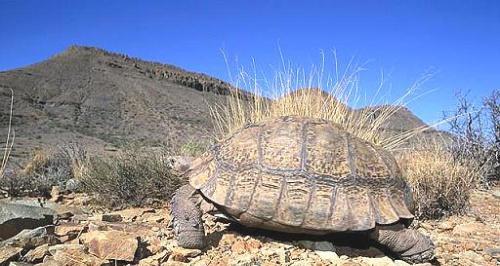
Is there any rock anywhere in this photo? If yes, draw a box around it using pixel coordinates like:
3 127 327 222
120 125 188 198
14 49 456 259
339 262 363 266
359 256 396 266
393 260 410 266
101 213 122 222
142 235 163 255
458 251 488 265
315 250 340 262
142 213 164 223
169 246 202 261
81 230 138 262
9 262 33 266
55 211 74 221
0 246 22 266
48 244 105 266
49 186 62 202
64 179 81 192
1 226 58 249
437 221 456 231
231 240 248 253
297 240 335 252
484 247 500 259
111 208 154 222
138 250 169 266
452 222 484 236
0 200 56 240
38 256 60 266
491 188 500 199
54 223 86 243
23 244 49 263
229 253 258 266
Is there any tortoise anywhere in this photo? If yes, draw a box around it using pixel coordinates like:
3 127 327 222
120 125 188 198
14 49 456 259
171 116 435 263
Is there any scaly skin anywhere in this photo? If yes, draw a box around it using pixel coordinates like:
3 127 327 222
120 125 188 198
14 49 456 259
171 184 207 249
370 223 435 264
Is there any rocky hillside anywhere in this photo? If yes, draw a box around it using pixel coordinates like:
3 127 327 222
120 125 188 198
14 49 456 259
0 46 447 165
0 46 251 162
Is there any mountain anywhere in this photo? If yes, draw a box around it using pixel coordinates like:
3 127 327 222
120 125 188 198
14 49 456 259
0 46 448 164
0 46 250 162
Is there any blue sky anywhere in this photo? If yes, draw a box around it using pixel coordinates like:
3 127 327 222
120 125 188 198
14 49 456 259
1 1 499 125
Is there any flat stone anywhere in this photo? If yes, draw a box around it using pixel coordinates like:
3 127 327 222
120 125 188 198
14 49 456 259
0 246 22 265
54 223 85 238
394 260 411 266
169 246 202 259
81 230 138 262
297 240 335 252
315 250 340 262
437 221 456 231
111 208 155 222
23 243 49 263
484 247 500 259
138 250 169 266
49 244 105 266
8 262 33 266
359 256 396 266
0 200 56 240
101 213 122 222
1 226 58 249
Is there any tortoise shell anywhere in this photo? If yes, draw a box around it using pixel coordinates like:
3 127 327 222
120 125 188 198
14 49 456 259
188 116 414 232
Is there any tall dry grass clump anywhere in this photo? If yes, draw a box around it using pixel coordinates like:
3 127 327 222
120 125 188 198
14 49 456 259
1 88 15 180
211 53 431 151
397 141 482 219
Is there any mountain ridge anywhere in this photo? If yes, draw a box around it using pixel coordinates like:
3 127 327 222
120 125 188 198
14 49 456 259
0 46 446 164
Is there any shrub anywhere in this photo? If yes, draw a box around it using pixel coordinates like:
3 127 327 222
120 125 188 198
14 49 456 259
397 142 481 219
444 90 499 185
80 148 184 208
0 144 88 197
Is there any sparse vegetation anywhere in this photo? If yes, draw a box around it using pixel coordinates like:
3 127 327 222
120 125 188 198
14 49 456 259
80 148 184 208
211 55 431 151
0 87 15 181
397 141 481 219
0 144 87 197
444 90 499 185
179 139 208 157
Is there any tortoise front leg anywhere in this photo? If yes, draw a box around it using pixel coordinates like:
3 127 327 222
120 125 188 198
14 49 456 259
171 184 207 249
369 223 435 263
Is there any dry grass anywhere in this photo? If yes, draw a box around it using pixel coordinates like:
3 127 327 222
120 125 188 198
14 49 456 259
1 88 15 180
80 148 183 208
210 54 432 150
397 141 482 219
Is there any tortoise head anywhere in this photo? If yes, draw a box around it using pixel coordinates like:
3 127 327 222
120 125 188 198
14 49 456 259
167 156 195 173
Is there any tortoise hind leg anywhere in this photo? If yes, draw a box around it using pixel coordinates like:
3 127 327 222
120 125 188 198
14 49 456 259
171 184 207 249
369 223 435 263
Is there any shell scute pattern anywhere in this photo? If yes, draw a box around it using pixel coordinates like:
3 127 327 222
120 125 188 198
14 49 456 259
189 116 414 232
